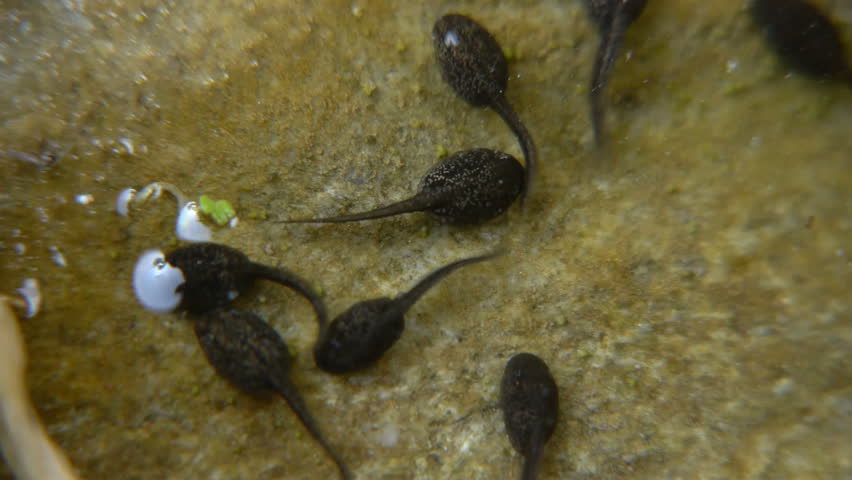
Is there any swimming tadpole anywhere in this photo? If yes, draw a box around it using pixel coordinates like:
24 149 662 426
750 0 852 85
132 242 328 324
193 308 352 480
582 0 648 147
433 14 537 202
313 251 501 374
282 149 524 226
500 352 559 480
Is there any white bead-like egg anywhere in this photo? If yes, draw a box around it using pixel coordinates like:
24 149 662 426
133 249 185 313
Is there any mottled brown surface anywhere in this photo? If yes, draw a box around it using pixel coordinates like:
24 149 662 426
1 1 850 479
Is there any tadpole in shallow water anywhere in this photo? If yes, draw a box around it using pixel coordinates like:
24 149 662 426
193 309 351 480
433 14 537 201
284 149 523 225
314 251 499 374
132 242 327 322
501 353 559 480
583 0 648 146
750 0 852 85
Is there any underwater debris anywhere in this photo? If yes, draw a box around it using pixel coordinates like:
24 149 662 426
132 242 327 320
175 201 212 242
48 246 67 268
116 182 239 242
133 249 186 313
198 195 236 226
115 188 137 217
0 140 63 169
0 294 78 480
15 279 41 319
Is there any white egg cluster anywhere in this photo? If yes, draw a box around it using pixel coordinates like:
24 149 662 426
132 250 186 313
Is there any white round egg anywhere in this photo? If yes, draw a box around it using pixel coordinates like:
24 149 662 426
133 249 185 313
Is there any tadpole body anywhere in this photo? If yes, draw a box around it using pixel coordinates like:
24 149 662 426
433 14 537 201
314 252 499 374
583 0 648 146
501 353 559 480
750 0 852 84
193 309 351 480
163 243 327 322
285 149 523 225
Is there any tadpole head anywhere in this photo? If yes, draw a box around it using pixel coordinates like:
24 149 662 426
160 242 254 314
433 14 508 107
750 0 851 80
194 308 291 394
313 297 405 374
420 149 524 224
500 353 559 456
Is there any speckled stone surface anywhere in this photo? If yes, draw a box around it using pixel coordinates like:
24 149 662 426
1 1 850 479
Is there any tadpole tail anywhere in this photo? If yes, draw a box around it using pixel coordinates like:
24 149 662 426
491 95 537 207
248 263 329 330
283 194 434 224
520 431 546 480
394 250 503 314
589 4 631 148
271 375 353 480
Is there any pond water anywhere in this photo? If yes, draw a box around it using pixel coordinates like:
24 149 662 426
1 1 850 479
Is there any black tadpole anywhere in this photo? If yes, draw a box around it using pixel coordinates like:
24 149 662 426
165 243 327 325
750 0 852 86
283 149 524 225
583 0 648 147
432 14 537 202
500 353 559 480
193 309 352 480
313 251 501 374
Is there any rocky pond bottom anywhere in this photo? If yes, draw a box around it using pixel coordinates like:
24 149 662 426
1 1 850 479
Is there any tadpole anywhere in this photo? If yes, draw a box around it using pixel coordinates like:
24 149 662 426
313 251 500 374
583 0 648 146
133 243 327 323
750 0 852 85
500 352 559 480
433 14 537 201
193 309 352 480
283 149 523 225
